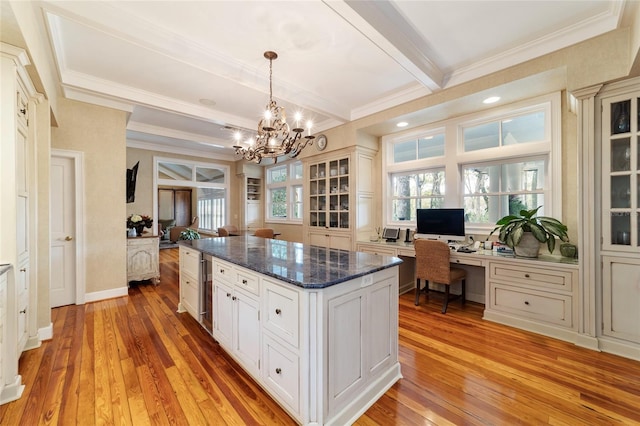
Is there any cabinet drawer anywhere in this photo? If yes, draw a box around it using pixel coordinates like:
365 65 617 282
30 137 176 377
359 246 396 257
263 279 299 348
262 335 300 414
236 268 260 295
451 255 484 267
489 283 573 328
490 263 573 291
180 247 201 277
213 259 234 282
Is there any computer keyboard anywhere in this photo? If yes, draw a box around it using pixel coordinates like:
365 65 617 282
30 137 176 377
456 247 476 253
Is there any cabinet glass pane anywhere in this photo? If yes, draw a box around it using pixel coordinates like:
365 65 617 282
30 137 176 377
340 212 349 228
611 138 631 172
611 212 631 245
611 100 631 135
611 175 631 208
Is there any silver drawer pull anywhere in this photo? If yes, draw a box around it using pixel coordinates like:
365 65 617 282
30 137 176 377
275 308 281 315
275 368 281 374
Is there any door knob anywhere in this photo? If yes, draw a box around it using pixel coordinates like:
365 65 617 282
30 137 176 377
65 236 73 241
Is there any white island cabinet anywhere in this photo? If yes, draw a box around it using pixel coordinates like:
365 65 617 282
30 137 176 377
178 236 402 426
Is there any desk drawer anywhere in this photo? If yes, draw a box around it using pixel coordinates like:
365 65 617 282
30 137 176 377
451 255 484 267
360 246 396 256
489 283 573 328
490 263 573 291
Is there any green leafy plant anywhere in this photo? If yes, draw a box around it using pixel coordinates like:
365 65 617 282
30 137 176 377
490 206 569 253
179 228 201 240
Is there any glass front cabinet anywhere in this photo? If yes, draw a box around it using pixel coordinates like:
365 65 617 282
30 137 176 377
602 92 640 250
599 82 640 350
304 147 376 250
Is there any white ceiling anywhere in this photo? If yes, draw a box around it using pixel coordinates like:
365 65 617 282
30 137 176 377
18 1 633 159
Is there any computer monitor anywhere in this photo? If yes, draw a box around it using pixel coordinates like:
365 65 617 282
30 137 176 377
414 208 466 242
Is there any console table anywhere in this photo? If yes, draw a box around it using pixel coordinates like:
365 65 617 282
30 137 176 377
356 239 580 345
127 236 160 285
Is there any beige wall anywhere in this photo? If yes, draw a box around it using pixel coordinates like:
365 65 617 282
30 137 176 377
51 98 127 294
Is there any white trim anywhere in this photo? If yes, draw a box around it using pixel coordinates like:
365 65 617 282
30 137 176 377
51 149 87 305
38 322 54 341
84 286 129 303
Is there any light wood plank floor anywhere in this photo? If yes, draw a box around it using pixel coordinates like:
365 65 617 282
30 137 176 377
2 247 640 425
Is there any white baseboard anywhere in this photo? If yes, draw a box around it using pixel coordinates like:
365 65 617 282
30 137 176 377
39 322 54 341
85 286 128 303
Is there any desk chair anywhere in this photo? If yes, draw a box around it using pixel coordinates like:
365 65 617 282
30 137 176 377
221 225 238 234
414 239 466 314
217 227 229 237
254 228 274 238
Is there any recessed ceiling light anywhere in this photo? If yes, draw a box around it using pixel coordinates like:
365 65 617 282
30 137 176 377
396 121 408 128
483 96 500 104
199 98 217 107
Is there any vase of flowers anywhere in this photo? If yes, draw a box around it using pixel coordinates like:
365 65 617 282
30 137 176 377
127 214 153 236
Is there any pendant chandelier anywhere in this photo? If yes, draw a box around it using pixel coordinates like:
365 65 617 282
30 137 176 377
233 51 315 164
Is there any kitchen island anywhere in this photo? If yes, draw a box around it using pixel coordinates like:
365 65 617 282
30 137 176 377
178 236 402 426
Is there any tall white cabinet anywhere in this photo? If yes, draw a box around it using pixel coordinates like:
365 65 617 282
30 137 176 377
236 163 263 231
304 146 376 250
0 43 41 404
597 80 640 359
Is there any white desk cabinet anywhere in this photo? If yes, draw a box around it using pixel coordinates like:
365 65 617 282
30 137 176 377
127 236 160 285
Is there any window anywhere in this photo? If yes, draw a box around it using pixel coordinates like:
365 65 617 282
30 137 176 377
198 188 226 231
266 161 303 221
463 158 546 224
390 170 445 221
382 93 560 233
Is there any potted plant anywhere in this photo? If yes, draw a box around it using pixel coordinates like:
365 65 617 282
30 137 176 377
178 228 201 241
490 206 569 258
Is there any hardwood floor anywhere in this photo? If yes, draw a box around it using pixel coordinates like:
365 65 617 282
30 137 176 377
2 247 640 425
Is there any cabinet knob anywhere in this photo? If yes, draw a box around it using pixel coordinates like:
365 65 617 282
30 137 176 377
524 274 530 278
232 296 237 301
275 308 281 315
65 236 73 241
20 108 26 115
219 269 225 274
524 301 530 305
275 368 281 374
226 292 231 297
242 279 248 284
19 308 26 314
20 268 26 272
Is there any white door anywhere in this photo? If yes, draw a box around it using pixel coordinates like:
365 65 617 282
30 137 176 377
50 155 76 307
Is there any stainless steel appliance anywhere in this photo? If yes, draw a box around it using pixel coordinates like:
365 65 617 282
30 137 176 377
201 254 213 334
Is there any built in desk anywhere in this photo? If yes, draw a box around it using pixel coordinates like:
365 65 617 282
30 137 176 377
356 239 581 345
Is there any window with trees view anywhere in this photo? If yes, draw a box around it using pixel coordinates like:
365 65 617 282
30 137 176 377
266 161 303 221
382 93 560 232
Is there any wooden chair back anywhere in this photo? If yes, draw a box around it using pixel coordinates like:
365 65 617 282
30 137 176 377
254 228 274 238
217 227 229 237
414 239 453 284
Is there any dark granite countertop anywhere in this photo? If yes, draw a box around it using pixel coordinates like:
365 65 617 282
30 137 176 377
179 236 402 289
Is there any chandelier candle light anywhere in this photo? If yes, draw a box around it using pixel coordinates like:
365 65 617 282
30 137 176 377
233 51 315 163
